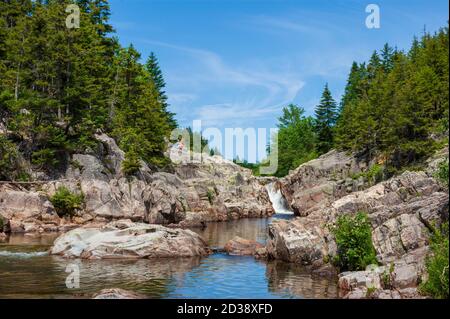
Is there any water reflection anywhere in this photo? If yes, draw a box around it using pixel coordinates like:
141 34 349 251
192 218 269 247
0 217 338 299
266 261 338 299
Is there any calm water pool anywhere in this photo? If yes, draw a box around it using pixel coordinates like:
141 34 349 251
0 216 338 299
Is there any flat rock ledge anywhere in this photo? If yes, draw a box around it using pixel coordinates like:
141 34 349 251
50 220 211 259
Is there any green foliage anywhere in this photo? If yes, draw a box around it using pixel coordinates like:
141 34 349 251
381 263 395 289
0 1 177 177
145 52 177 130
0 136 19 180
31 148 59 168
366 164 384 184
420 222 449 299
335 28 449 169
122 151 141 176
206 189 215 205
233 158 261 175
352 164 384 185
271 104 318 177
185 127 210 154
366 286 377 298
331 212 378 271
435 160 449 188
50 186 84 217
315 83 338 154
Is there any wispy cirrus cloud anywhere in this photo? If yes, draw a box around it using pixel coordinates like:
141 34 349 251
143 40 305 126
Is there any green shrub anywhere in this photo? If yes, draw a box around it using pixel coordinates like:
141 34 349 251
32 148 59 168
16 172 31 182
366 164 384 185
435 160 449 188
419 222 449 299
207 189 215 205
0 136 19 180
331 212 378 271
350 164 384 185
366 286 376 298
50 187 84 217
122 151 141 176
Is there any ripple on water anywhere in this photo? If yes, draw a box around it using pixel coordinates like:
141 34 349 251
0 217 338 299
0 251 48 258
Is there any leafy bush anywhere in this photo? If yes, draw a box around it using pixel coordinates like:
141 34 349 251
207 189 215 205
0 136 19 180
50 187 84 217
122 151 141 176
351 164 384 185
366 164 384 185
32 148 59 168
435 160 449 188
420 222 449 299
331 212 378 271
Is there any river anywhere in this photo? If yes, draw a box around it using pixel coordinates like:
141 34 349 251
0 213 338 299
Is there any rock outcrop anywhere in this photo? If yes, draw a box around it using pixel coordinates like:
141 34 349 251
51 220 211 259
278 150 368 216
267 170 449 298
0 185 66 233
0 133 273 233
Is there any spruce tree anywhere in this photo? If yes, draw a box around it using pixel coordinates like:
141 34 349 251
380 43 395 73
315 84 338 154
145 52 177 130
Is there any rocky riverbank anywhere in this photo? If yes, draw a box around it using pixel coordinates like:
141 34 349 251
0 133 273 235
266 148 449 299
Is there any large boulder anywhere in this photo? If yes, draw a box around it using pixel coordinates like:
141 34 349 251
50 220 211 259
0 185 61 233
338 247 429 299
267 215 330 265
279 150 367 216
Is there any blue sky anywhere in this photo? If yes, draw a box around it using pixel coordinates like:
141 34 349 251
108 0 448 159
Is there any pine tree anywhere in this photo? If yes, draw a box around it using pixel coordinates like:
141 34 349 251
145 52 177 130
334 25 448 170
380 43 395 73
315 84 338 154
0 0 179 177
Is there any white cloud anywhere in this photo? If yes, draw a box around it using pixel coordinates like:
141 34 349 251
144 40 305 126
168 93 197 104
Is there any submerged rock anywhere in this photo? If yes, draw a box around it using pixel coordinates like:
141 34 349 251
50 220 211 259
223 236 264 256
92 288 147 299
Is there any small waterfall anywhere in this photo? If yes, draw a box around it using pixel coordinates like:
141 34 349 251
266 182 294 215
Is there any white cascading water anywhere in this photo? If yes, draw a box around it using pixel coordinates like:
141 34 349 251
266 182 294 215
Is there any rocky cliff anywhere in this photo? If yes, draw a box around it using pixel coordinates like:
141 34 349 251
267 148 449 299
0 133 273 234
278 150 368 216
